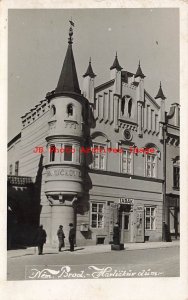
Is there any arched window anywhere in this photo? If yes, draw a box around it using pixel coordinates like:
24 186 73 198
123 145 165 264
121 97 125 115
128 98 132 117
51 105 56 117
67 104 73 116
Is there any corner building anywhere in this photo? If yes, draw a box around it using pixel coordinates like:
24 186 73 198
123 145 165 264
8 25 180 246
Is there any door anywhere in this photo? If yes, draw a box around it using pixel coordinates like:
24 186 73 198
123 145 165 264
119 212 131 243
135 206 145 242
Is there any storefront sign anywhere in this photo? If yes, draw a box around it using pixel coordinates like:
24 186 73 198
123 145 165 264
119 198 134 205
46 168 81 178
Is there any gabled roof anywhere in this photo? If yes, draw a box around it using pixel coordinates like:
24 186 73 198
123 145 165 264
8 132 21 148
145 90 160 109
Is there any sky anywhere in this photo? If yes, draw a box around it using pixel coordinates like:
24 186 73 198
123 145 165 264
8 8 179 141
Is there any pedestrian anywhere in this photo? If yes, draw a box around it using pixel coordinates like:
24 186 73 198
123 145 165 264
68 223 75 252
36 225 47 255
113 222 120 245
57 225 65 252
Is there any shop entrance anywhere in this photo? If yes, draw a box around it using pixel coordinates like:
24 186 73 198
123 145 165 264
119 204 132 243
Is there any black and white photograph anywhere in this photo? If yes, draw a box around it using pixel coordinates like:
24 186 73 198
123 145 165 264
1 1 188 300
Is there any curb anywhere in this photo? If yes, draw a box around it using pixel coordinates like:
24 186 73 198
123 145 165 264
8 242 180 258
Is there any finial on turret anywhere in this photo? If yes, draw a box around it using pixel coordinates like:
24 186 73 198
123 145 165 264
68 18 75 44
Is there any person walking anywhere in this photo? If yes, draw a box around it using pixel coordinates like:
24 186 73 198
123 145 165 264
68 223 75 252
36 225 47 255
57 225 65 252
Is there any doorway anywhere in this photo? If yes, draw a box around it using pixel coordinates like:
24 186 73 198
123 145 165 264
119 205 132 243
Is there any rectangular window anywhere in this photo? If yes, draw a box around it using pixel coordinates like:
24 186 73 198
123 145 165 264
146 154 156 178
91 203 104 228
92 144 106 170
9 164 13 175
121 149 132 174
145 207 156 230
173 166 180 189
64 145 73 161
15 161 19 176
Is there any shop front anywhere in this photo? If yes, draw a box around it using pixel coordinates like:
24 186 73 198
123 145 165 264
109 198 145 243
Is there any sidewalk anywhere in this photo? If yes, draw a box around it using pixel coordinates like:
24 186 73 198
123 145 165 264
7 240 180 258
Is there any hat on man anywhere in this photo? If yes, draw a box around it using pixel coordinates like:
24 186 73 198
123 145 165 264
59 225 63 228
69 223 73 227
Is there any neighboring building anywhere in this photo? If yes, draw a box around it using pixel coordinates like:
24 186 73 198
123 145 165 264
165 103 180 239
7 24 180 246
8 132 21 176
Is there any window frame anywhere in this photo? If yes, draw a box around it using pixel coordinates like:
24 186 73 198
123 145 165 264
145 206 156 230
91 142 107 170
15 161 19 176
90 202 105 229
145 153 157 178
64 144 73 162
173 164 180 190
67 103 74 117
120 147 133 175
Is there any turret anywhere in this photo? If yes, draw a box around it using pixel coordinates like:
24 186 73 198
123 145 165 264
83 58 96 104
155 81 166 140
135 61 145 136
44 22 89 246
110 52 122 96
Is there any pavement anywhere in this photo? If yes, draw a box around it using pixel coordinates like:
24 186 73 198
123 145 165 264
7 239 180 258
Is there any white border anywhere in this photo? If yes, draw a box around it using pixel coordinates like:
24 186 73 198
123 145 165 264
0 1 188 300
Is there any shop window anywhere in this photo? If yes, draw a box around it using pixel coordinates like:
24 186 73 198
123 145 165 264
49 144 55 162
92 143 106 170
145 207 156 230
9 164 13 175
91 203 104 228
145 154 156 178
121 149 132 174
67 104 73 116
15 161 19 176
173 165 180 190
64 145 73 161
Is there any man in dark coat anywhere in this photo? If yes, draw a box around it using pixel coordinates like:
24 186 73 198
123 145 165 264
57 225 65 252
68 223 75 252
113 222 120 245
36 225 47 255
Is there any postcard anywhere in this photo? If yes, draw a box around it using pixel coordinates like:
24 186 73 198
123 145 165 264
0 1 188 300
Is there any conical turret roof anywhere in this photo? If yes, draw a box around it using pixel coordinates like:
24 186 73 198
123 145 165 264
55 26 81 95
135 61 145 78
83 58 96 78
110 52 123 71
155 82 166 100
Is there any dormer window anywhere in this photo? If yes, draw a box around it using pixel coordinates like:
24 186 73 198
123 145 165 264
67 104 73 116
